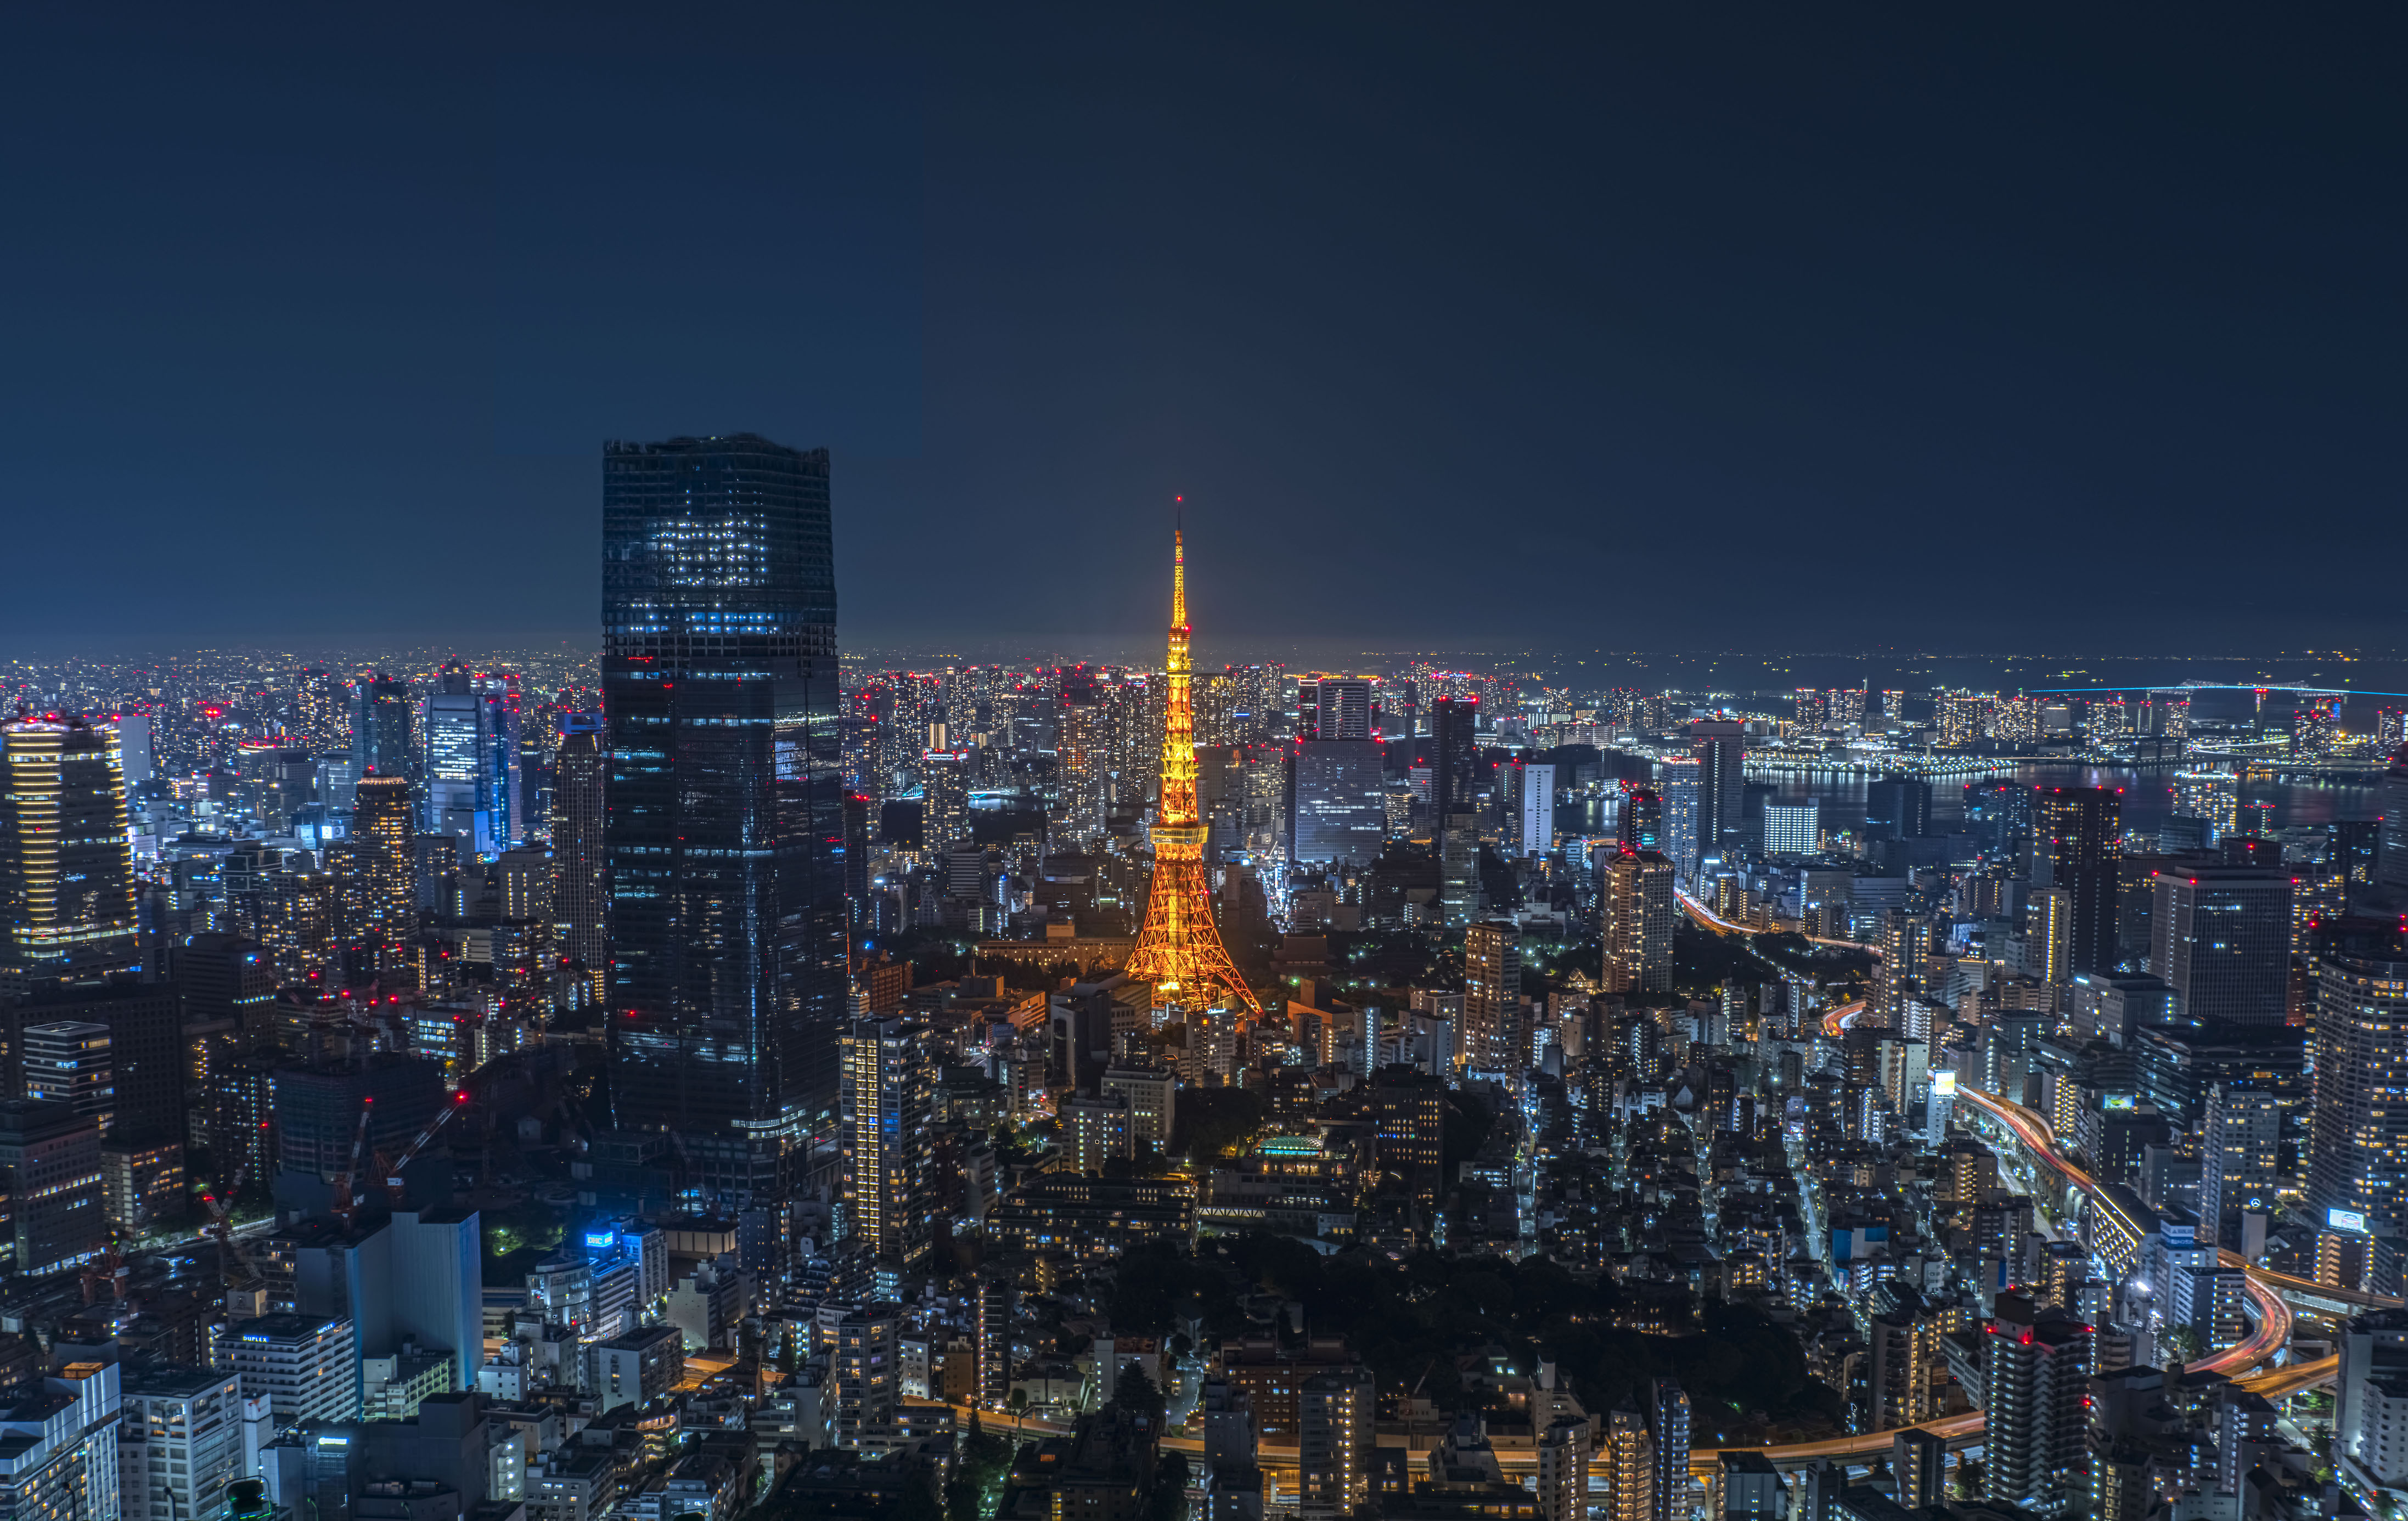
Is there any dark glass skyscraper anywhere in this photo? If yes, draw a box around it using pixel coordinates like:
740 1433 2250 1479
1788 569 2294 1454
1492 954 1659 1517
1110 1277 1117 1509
603 435 846 1148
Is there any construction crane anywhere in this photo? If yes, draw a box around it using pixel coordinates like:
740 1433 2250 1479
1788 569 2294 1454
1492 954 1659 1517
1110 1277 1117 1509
199 1162 265 1293
379 1090 472 1205
329 1101 376 1225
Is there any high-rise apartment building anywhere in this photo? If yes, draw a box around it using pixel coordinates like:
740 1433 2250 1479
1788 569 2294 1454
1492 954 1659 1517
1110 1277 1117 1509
1514 760 1556 858
604 435 847 1142
1296 1365 1374 1519
839 1018 932 1275
1463 922 1522 1075
1982 1293 2093 1513
2150 855 2295 1027
1649 1377 1690 1521
2309 948 2408 1241
1535 1419 1586 1521
1603 850 1674 994
833 1306 900 1446
1659 756 1702 878
0 716 138 990
2034 786 2122 976
1601 1407 1652 1521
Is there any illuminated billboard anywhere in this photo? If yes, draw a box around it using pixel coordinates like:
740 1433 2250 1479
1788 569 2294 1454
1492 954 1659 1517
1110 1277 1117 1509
1930 1070 1957 1096
2328 1208 2370 1235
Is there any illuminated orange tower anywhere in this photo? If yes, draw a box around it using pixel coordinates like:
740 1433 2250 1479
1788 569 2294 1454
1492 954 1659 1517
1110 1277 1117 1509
1124 530 1263 1015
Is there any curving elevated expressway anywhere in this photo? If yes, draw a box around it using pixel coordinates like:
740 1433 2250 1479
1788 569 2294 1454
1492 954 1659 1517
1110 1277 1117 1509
1682 1082 2317 1474
1675 888 1881 954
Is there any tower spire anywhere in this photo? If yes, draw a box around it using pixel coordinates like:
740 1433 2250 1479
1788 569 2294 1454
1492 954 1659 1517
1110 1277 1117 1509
1124 523 1261 1016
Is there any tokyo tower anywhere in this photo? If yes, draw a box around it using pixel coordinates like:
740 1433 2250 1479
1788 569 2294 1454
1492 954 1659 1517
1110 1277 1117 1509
1123 529 1263 1016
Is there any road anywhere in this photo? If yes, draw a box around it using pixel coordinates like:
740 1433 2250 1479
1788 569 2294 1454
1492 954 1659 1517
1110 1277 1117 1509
1675 889 1881 954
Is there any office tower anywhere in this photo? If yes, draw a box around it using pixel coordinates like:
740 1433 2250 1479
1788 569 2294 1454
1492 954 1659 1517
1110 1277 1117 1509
0 1100 105 1274
1759 799 1817 858
1535 1419 1586 1521
1622 786 1662 852
2034 786 2121 975
422 661 490 853
1515 759 1556 857
1463 921 1522 1074
2309 945 2408 1240
2200 1081 2281 1244
1100 1064 1177 1157
552 713 606 996
1893 1427 1946 1511
1709 1454 1784 1519
350 773 415 976
226 1314 360 1423
1602 1407 1653 1521
1126 533 1262 1013
295 668 345 751
1298 677 1373 741
604 435 847 1143
1431 698 1479 823
21 1022 111 1132
839 1018 932 1274
1690 720 1746 858
1649 1377 1690 1521
1864 773 1931 840
1291 737 1385 866
1963 776 2033 851
2150 854 2293 1026
1982 1293 2093 1513
273 1052 445 1180
352 673 415 784
1373 1066 1445 1217
921 748 970 852
1659 756 1702 877
1296 1365 1374 1518
479 674 525 848
110 713 154 788
1603 850 1674 994
834 1307 899 1445
122 1365 249 1521
0 715 139 989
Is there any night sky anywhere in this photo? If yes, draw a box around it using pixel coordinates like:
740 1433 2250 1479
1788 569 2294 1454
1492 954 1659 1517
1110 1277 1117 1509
5 7 2400 654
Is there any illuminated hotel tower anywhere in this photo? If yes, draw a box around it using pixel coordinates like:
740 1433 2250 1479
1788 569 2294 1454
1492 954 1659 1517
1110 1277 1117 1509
1125 532 1261 1015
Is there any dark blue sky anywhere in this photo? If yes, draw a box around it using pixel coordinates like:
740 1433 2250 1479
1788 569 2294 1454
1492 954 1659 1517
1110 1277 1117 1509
4 5 2400 653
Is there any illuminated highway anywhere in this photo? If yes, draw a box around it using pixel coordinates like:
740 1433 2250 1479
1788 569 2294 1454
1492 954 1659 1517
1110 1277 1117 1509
1675 888 1881 954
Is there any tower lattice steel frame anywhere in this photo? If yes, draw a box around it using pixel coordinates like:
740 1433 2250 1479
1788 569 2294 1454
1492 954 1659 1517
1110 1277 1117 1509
1124 531 1263 1015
